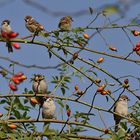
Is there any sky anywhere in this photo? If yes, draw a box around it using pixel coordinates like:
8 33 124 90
0 0 140 138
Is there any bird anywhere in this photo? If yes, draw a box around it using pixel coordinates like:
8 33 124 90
114 95 129 131
32 74 48 104
42 97 56 119
32 74 48 120
42 97 56 128
1 20 13 53
58 16 73 31
32 74 47 94
24 15 45 34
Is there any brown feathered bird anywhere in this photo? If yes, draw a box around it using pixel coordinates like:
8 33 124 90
58 16 73 31
114 95 129 131
24 15 45 34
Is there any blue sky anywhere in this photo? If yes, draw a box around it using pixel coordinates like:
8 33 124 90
0 0 140 138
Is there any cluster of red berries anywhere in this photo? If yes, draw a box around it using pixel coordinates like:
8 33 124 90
1 31 20 49
9 72 27 91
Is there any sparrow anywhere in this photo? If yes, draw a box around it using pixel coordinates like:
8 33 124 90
42 97 56 119
114 95 129 131
24 15 45 34
32 74 48 120
42 97 56 127
32 74 47 94
58 16 73 31
1 20 13 53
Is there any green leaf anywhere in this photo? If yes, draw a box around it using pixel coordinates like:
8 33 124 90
53 31 60 37
61 87 65 95
13 109 21 119
57 100 64 108
66 104 70 110
117 127 126 139
0 131 6 139
112 134 120 140
120 122 127 130
0 99 7 104
9 63 14 67
102 5 120 15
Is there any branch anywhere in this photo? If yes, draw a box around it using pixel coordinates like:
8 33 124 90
0 118 109 134
0 93 139 127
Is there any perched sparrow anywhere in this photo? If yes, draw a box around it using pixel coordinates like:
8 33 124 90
32 74 48 120
32 74 47 104
1 20 13 53
24 15 45 34
32 74 47 93
58 16 73 31
42 97 56 127
42 97 56 119
114 95 129 131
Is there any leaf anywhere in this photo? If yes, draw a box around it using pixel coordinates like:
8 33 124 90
23 111 27 118
0 99 7 104
43 128 57 135
13 109 21 119
61 87 65 95
9 63 14 67
120 122 127 130
57 100 64 108
117 127 126 139
89 7 93 15
112 134 120 140
66 104 70 110
53 31 60 37
72 27 85 33
0 131 6 139
49 51 52 58
102 5 120 15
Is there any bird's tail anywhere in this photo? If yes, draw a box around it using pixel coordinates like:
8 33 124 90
6 41 13 53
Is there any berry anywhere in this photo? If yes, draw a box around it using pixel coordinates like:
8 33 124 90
12 43 20 49
8 32 19 38
109 46 117 51
67 109 71 117
83 33 90 39
97 84 106 92
8 124 17 129
30 98 39 104
132 30 140 36
9 83 17 91
0 113 3 117
73 52 78 60
14 72 24 77
74 85 79 91
104 129 109 134
124 79 129 85
97 57 104 63
11 76 20 84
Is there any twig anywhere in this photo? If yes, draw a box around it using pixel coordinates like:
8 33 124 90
58 118 69 135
